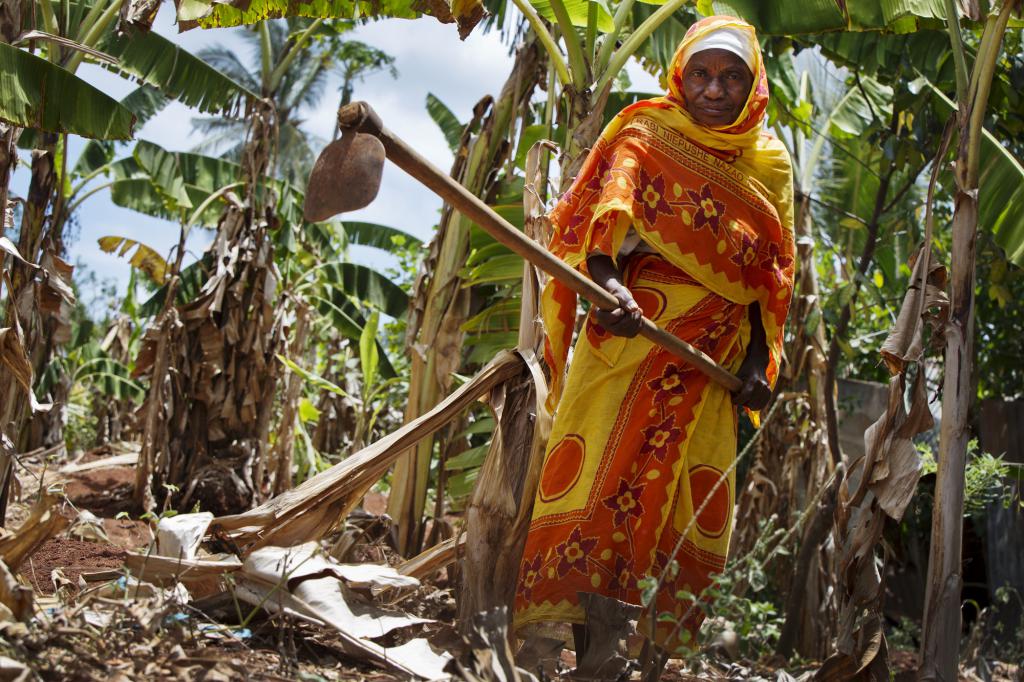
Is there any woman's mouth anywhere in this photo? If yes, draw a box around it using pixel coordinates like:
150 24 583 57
700 105 732 115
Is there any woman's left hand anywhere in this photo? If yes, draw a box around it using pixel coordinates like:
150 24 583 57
733 359 771 411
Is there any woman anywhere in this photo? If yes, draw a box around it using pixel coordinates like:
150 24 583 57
513 15 795 654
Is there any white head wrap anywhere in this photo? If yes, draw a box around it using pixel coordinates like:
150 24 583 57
681 27 755 72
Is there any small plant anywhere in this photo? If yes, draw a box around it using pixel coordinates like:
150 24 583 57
639 517 788 660
917 439 1013 517
888 616 922 650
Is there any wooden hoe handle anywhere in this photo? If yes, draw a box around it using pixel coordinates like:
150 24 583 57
339 102 743 393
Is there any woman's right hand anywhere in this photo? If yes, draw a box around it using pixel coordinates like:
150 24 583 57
594 282 643 337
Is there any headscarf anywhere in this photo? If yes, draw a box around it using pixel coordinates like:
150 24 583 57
542 15 795 412
591 15 790 202
681 26 756 72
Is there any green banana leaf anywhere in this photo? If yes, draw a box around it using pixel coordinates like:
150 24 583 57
0 43 135 139
827 76 894 138
699 0 948 34
109 142 244 225
311 292 398 377
529 0 613 32
340 221 423 250
924 83 1024 266
181 0 485 39
98 28 258 114
71 86 169 178
318 262 410 318
426 93 464 153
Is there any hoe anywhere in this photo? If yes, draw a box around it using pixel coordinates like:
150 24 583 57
305 101 741 392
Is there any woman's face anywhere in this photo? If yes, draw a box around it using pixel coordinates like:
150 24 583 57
681 48 754 127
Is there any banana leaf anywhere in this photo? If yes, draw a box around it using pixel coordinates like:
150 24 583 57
923 83 1024 266
98 28 257 114
426 93 464 153
699 0 948 34
341 221 422 250
0 43 135 139
318 262 409 319
528 0 613 32
182 0 485 39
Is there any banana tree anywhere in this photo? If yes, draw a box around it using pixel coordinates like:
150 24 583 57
269 218 415 498
386 39 545 556
190 19 373 186
0 0 257 522
919 3 1019 679
173 0 487 38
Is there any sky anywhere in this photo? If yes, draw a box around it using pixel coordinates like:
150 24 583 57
10 7 659 312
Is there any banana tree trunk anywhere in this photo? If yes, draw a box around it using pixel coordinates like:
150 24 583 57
920 7 1014 677
458 145 551 623
0 2 22 238
0 133 58 521
135 100 285 515
387 39 543 556
269 302 310 497
0 124 18 239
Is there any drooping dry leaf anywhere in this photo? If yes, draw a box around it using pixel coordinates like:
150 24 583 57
880 246 948 374
0 324 50 413
459 349 549 622
822 243 950 680
0 237 36 270
956 0 982 21
38 251 75 344
119 0 161 30
39 251 75 305
98 236 169 285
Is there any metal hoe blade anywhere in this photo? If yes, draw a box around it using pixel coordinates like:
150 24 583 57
304 130 386 222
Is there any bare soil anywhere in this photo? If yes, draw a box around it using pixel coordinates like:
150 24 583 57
18 538 126 594
63 464 138 517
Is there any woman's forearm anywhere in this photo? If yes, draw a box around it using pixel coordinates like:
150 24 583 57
587 253 642 336
586 253 623 291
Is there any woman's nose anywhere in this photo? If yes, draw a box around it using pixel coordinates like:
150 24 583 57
703 77 725 99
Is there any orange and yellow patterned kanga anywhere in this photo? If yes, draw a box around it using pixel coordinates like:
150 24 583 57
513 16 796 653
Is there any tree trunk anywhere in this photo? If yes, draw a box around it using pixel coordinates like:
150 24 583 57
0 124 18 238
135 101 285 515
0 1 22 237
919 7 1014 678
771 192 838 660
269 302 310 497
0 134 58 522
459 147 550 623
918 167 977 681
